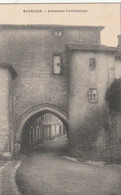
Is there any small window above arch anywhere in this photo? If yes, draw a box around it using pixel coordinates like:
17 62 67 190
54 30 63 37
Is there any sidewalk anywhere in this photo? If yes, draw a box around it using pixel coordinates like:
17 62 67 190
0 160 21 195
0 161 10 195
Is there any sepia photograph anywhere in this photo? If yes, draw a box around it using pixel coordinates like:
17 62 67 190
0 3 121 195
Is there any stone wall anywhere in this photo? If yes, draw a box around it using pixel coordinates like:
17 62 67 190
0 25 103 136
115 58 121 79
0 68 10 152
1 25 121 155
68 50 116 152
0 65 16 153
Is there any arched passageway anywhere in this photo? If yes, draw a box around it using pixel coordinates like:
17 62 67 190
21 112 67 152
16 104 68 153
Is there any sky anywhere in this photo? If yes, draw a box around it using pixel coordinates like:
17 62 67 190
0 3 120 46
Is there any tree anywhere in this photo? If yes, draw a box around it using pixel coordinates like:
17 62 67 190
106 78 121 112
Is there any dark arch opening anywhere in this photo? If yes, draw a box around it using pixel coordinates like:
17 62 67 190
20 110 69 153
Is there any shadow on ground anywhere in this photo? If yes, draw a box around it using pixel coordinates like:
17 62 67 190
15 136 121 195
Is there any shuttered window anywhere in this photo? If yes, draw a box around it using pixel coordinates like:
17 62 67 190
53 54 62 74
89 58 96 71
88 88 98 103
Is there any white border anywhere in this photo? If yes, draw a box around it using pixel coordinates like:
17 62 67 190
0 0 121 3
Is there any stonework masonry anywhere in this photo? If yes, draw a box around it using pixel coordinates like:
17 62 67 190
0 64 17 153
0 25 121 156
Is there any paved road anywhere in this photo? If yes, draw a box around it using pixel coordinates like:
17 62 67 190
0 160 21 195
16 136 121 195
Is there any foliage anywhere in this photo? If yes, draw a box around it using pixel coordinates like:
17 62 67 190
106 78 121 112
69 108 109 155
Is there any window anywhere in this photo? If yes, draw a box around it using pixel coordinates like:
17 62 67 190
88 88 98 103
54 30 62 37
53 54 62 74
89 58 96 71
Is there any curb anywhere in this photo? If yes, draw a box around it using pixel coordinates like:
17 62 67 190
1 160 22 195
10 161 22 195
63 155 121 168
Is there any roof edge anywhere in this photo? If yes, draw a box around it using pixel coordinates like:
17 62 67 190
66 44 116 52
0 24 105 31
0 63 17 77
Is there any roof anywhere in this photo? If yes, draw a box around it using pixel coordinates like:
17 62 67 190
0 24 104 31
67 44 116 52
0 63 17 77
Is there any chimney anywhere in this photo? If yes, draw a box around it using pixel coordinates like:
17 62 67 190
117 35 121 48
117 4 121 48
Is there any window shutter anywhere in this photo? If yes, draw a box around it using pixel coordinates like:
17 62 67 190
54 55 61 74
89 58 96 71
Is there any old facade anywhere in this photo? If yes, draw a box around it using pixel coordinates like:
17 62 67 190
0 24 121 156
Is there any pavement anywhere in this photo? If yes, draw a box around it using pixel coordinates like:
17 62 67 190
15 136 121 195
0 160 21 195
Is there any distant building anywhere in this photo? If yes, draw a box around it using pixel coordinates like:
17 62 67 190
21 113 66 150
41 113 66 141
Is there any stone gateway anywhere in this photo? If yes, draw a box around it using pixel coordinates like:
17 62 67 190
0 24 121 157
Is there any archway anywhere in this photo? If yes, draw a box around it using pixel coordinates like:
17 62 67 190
15 104 69 153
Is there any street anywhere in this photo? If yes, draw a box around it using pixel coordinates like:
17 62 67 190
16 136 121 195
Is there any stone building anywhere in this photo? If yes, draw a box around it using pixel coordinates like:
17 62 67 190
21 113 66 151
41 113 66 140
0 24 121 157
